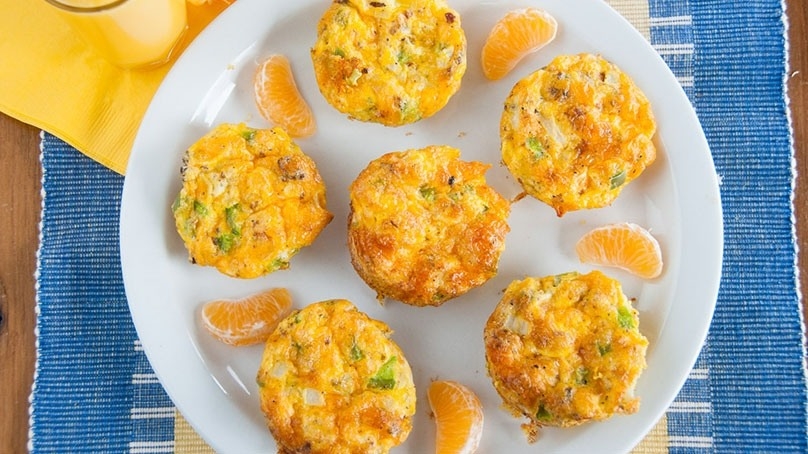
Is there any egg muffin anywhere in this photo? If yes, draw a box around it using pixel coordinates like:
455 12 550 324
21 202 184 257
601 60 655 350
500 53 657 216
348 145 510 306
484 271 648 442
172 123 333 278
257 299 416 454
311 0 467 126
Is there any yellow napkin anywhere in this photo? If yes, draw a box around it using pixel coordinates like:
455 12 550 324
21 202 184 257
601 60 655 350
0 0 232 175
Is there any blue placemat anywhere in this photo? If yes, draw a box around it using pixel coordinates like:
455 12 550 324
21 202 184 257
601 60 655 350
29 0 806 452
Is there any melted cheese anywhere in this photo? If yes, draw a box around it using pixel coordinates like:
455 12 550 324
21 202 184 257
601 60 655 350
257 299 416 453
348 145 510 306
311 0 467 126
501 53 657 216
484 271 648 440
172 123 333 278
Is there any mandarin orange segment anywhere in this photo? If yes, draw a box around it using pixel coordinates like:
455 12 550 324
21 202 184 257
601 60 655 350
254 54 316 138
427 380 484 454
200 288 293 346
575 222 663 279
481 8 558 81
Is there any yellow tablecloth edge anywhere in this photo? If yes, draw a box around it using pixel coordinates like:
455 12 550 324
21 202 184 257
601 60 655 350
2 101 130 176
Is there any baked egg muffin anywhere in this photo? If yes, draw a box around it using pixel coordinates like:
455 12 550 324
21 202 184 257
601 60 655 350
311 0 467 126
484 271 648 442
348 145 510 306
257 299 416 454
172 123 333 279
500 53 657 216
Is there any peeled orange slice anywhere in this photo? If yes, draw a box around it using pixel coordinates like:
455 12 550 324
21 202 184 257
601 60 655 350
254 54 316 138
575 222 663 279
200 288 293 346
427 380 484 454
481 8 558 81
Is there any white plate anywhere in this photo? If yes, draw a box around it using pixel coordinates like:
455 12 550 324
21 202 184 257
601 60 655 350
120 0 723 452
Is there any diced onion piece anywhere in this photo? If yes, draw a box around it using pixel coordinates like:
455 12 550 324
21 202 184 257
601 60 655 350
504 314 531 335
270 362 288 378
304 388 325 406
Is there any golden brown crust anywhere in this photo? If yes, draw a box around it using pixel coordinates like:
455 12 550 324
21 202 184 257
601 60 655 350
172 123 333 278
484 271 648 440
500 53 657 216
311 0 466 126
257 300 415 454
347 146 510 306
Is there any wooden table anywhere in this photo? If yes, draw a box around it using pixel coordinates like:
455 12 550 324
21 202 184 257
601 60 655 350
2 4 806 452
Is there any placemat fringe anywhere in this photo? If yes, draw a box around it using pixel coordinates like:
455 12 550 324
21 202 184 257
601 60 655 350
27 130 47 453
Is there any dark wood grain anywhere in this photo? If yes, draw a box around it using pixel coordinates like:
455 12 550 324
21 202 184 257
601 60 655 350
788 0 808 332
0 112 41 454
0 2 806 452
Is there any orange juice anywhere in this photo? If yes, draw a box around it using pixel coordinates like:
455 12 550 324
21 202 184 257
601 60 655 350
48 0 188 69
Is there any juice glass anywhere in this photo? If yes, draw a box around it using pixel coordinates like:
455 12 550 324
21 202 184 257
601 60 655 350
46 0 188 69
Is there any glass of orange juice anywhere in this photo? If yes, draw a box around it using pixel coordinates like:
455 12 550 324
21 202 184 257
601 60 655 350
46 0 188 69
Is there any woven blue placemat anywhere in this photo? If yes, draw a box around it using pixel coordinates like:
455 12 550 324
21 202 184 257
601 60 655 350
29 0 806 452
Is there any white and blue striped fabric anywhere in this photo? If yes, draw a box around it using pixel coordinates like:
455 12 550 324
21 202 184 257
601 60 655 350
29 0 806 452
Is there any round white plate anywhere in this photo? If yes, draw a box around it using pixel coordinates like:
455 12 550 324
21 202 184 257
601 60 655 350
120 0 723 452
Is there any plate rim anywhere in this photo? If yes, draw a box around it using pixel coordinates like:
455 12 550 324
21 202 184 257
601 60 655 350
120 0 724 452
